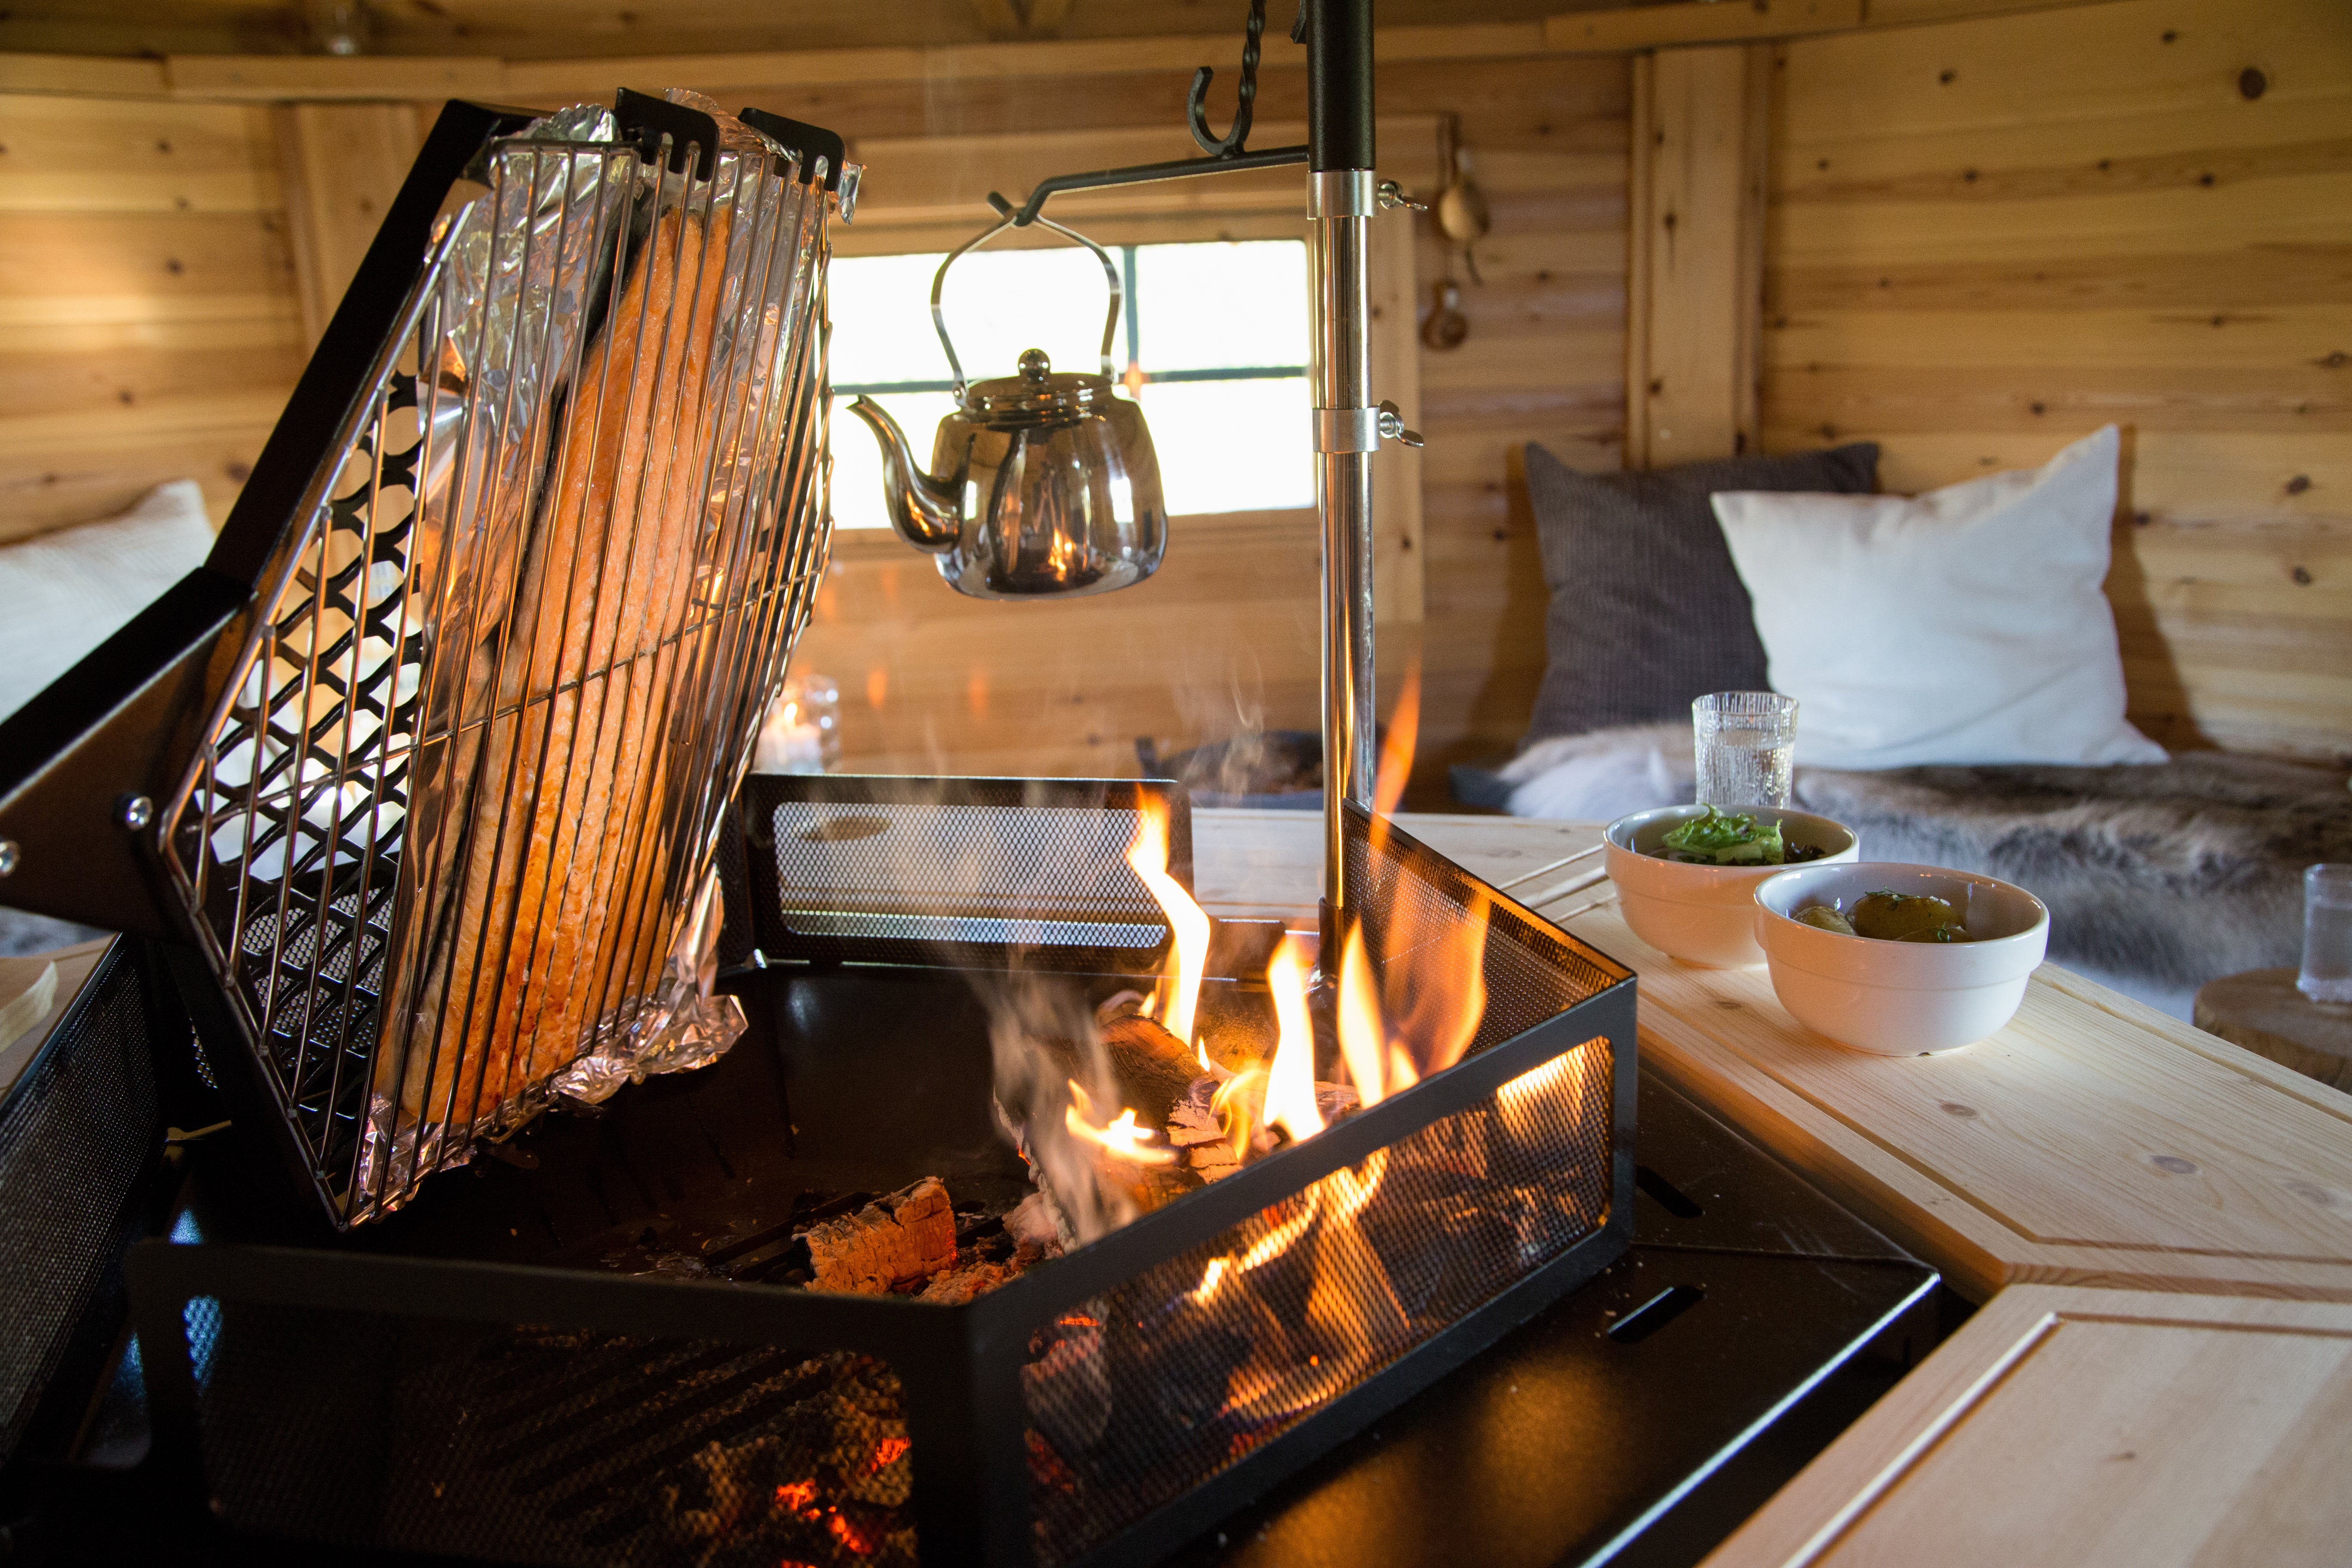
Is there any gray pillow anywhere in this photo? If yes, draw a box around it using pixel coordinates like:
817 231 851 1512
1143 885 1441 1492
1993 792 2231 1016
1523 441 1879 743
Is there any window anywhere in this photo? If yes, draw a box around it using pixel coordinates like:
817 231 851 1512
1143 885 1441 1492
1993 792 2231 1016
827 239 1311 527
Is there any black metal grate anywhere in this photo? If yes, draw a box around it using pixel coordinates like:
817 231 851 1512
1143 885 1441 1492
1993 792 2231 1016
1020 1032 1614 1567
1348 806 1629 1055
186 1298 916 1566
0 941 163 1465
741 776 1192 968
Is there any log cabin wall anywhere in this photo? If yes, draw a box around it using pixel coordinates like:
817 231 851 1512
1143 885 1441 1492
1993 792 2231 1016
2 0 2341 787
1757 0 2352 761
0 90 301 539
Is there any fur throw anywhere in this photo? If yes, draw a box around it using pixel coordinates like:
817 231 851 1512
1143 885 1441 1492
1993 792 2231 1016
1796 756 2351 989
1494 727 2351 992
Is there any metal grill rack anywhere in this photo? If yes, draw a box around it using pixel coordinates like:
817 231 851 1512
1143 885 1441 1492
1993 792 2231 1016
145 92 847 1228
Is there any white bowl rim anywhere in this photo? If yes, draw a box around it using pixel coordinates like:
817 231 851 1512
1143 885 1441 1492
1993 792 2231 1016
1603 802 1858 859
1754 860 2050 948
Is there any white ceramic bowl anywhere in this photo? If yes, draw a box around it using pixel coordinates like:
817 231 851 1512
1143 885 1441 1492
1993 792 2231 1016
1604 805 1859 968
1753 862 2050 1055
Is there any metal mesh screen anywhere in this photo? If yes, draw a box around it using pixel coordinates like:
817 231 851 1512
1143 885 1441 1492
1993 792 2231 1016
0 942 162 1465
183 1299 915 1566
1348 808 1628 1054
740 777 1190 966
1021 1033 1614 1567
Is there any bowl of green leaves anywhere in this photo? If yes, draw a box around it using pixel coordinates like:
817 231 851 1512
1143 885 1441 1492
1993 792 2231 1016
1603 804 1859 967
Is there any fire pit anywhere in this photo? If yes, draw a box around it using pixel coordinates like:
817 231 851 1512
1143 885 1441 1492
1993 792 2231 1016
127 787 1633 1568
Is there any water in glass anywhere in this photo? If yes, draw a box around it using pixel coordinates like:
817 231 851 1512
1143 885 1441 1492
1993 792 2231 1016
2301 864 2352 1004
1692 692 1798 809
1699 726 1795 809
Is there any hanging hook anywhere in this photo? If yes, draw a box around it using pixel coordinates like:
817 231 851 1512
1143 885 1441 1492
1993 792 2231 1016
1188 0 1268 158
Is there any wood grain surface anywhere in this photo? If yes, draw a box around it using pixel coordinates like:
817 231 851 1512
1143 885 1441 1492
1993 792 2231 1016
2195 967 2352 1092
1699 1284 2352 1568
1761 0 2352 761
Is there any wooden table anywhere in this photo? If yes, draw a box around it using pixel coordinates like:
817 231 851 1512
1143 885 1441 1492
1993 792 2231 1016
1195 808 2352 1568
2195 967 2352 1093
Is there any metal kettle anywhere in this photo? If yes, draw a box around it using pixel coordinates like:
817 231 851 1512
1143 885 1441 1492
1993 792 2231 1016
846 214 1167 600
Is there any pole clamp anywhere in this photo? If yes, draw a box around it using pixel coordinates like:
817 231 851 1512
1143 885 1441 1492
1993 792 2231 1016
1314 400 1424 452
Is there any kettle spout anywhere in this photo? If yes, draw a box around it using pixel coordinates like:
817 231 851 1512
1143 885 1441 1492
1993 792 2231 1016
846 395 960 552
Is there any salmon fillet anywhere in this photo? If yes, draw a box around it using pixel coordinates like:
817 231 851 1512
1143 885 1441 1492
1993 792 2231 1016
392 198 734 1133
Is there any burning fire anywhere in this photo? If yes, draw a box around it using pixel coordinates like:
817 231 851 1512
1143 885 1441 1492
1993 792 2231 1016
1126 796 1211 1065
1065 1078 1177 1167
1261 936 1324 1142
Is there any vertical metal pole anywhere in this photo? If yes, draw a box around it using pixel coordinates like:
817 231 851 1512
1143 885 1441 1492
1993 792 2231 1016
1308 0 1377 928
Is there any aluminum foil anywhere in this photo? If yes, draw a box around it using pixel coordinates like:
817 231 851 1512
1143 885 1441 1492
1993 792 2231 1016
553 867 746 1105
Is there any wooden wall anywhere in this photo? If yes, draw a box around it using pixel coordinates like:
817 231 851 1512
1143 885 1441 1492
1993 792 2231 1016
0 90 300 539
1760 0 2352 761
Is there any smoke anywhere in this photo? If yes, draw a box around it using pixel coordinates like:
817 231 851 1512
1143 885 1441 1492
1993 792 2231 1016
970 970 1138 1246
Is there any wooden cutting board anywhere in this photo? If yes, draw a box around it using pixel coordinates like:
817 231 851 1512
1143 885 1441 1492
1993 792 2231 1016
1561 899 2352 1303
1699 1284 2352 1568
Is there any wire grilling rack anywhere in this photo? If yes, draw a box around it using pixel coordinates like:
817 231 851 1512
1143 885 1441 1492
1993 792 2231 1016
150 92 851 1227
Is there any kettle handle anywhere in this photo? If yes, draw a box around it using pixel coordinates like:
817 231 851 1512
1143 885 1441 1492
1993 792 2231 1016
930 206 1122 406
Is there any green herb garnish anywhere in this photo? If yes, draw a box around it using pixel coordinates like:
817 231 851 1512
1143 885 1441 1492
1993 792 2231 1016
1655 807 1786 866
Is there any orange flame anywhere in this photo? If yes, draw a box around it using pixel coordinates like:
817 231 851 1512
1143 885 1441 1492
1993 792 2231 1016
1262 937 1324 1142
1064 1078 1177 1167
1335 922 1392 1108
1371 660 1422 820
1126 796 1212 1064
866 1436 911 1472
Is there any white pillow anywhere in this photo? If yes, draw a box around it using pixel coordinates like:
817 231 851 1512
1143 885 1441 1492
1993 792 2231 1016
0 480 215 722
1711 426 2164 771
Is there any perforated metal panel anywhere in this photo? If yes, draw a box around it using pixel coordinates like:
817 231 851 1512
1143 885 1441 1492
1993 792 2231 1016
1021 1037 1614 1567
739 776 1192 969
185 1299 916 1566
0 941 163 1465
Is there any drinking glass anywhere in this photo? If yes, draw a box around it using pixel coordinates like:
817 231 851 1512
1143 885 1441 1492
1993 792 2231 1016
2301 864 2352 1005
1693 692 1798 809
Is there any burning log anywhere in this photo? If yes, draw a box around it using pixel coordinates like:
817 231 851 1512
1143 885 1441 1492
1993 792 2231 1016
805 1179 956 1295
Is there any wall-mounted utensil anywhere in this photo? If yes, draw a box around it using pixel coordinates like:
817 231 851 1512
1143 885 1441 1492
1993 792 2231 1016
1422 278 1469 351
1434 113 1490 285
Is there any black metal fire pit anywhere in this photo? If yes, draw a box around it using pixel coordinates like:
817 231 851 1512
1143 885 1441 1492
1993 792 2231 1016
108 791 1637 1568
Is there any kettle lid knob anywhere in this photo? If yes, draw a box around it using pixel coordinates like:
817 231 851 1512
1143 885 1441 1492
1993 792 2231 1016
1018 347 1051 383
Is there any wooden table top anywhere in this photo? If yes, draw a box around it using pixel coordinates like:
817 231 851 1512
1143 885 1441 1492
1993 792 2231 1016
1195 809 2352 1305
1697 1284 2352 1568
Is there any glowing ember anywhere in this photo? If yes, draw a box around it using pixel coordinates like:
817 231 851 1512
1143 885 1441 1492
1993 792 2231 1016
775 1479 819 1517
1126 796 1213 1064
866 1436 911 1472
826 1508 878 1555
1064 1078 1178 1166
1261 937 1324 1142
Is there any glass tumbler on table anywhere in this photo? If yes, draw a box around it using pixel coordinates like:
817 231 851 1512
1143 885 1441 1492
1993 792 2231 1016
1693 691 1798 809
2301 864 2352 1005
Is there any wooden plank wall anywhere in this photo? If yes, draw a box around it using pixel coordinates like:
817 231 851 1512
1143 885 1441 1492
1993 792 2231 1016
0 90 300 539
1761 0 2352 760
